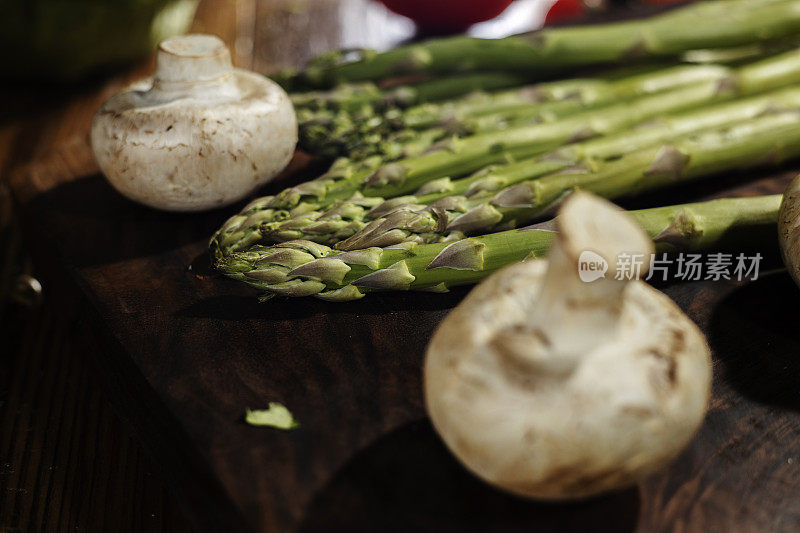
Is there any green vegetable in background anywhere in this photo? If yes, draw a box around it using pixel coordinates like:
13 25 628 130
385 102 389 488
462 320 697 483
0 0 199 81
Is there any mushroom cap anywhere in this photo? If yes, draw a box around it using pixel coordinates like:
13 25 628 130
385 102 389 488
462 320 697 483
91 34 297 212
424 195 711 500
779 174 800 287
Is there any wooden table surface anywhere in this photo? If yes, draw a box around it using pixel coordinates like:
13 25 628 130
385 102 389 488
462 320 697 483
3 1 800 531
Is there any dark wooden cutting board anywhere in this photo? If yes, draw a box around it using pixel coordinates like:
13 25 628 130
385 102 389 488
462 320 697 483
9 134 800 531
4 1 800 530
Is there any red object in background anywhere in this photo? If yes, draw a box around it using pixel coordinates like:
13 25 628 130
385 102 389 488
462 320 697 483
545 0 688 25
378 0 516 32
544 0 587 24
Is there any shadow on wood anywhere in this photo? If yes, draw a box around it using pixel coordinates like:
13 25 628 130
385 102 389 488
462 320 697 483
178 277 472 321
21 151 328 269
299 419 640 533
710 271 800 412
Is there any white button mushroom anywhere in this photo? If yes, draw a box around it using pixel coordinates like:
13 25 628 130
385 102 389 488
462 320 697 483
780 174 800 287
91 34 297 211
424 192 711 500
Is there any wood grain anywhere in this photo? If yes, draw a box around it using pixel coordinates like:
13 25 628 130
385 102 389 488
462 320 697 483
0 157 194 532
3 0 800 531
0 293 195 532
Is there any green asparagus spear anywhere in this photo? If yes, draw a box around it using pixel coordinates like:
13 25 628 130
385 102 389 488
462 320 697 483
291 72 535 112
283 0 800 89
216 195 781 301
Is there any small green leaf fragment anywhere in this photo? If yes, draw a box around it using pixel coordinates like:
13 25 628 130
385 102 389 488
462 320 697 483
245 403 299 429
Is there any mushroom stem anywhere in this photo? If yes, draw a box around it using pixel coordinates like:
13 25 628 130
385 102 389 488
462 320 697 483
150 34 240 101
528 194 655 357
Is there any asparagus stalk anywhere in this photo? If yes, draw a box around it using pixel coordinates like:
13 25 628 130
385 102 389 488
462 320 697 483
336 110 800 250
282 0 800 89
292 38 800 118
360 47 800 199
291 72 535 113
371 64 732 131
216 195 781 301
300 63 734 157
263 86 800 246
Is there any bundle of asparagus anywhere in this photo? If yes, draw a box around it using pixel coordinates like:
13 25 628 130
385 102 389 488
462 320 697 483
335 110 800 250
294 45 800 158
217 196 781 301
296 63 730 157
260 99 800 250
294 72 537 157
210 0 800 301
212 48 800 259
